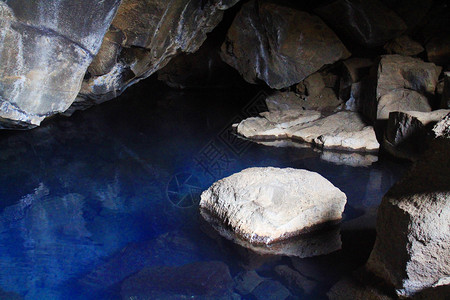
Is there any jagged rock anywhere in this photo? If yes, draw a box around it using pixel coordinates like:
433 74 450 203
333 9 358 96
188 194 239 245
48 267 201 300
362 55 441 121
199 167 347 245
442 72 450 109
377 89 432 121
433 112 450 138
315 0 407 48
339 58 373 105
251 280 291 300
426 34 450 65
383 35 424 56
0 0 121 128
121 261 234 299
238 111 380 152
384 110 450 160
367 139 450 297
79 0 240 102
220 0 350 89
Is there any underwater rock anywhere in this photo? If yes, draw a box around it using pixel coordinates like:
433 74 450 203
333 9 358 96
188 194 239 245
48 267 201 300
238 111 380 152
383 35 424 56
251 280 291 300
362 55 441 121
80 0 240 103
274 264 318 295
121 261 234 299
234 271 265 295
327 275 394 300
199 167 347 245
367 139 450 297
315 0 407 47
0 0 121 128
384 110 450 160
220 0 350 89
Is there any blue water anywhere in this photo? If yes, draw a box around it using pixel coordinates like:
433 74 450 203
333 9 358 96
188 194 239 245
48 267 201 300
0 82 408 299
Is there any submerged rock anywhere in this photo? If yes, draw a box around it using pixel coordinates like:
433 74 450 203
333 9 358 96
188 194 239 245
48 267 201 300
362 55 441 121
220 0 350 89
199 167 347 245
238 111 379 152
367 139 450 297
315 0 407 47
384 110 450 160
121 261 234 299
0 0 121 128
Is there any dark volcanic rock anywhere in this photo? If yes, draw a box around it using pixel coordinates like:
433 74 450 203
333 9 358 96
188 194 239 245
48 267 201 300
367 139 450 297
220 0 350 89
362 55 441 121
0 0 121 128
120 261 234 299
80 0 240 103
315 0 407 48
383 35 424 56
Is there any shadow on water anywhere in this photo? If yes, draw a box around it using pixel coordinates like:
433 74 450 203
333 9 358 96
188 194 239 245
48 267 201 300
0 80 409 299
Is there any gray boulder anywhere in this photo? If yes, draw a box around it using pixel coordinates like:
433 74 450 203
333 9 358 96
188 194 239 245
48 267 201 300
367 139 450 297
0 0 121 128
200 167 347 245
220 0 350 89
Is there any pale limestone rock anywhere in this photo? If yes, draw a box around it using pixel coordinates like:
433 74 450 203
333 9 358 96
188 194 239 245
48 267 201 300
200 167 347 245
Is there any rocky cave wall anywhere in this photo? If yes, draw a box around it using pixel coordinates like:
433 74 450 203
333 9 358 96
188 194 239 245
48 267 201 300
0 0 449 129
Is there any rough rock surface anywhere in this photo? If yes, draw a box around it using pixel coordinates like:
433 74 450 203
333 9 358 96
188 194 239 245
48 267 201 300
315 0 407 47
265 92 305 112
376 89 432 121
303 72 342 111
238 111 380 152
367 139 450 297
0 0 121 128
79 0 240 103
220 0 350 89
121 261 234 299
384 110 450 160
199 167 347 245
383 35 424 56
363 55 441 121
433 112 450 138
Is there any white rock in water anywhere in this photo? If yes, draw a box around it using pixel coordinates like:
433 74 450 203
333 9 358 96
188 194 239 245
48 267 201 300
199 167 347 245
237 111 379 152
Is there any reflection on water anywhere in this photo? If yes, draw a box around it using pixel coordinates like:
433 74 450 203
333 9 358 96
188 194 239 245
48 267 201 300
0 82 408 299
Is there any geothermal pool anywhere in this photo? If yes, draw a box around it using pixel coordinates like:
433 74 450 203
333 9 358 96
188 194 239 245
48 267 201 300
0 82 408 299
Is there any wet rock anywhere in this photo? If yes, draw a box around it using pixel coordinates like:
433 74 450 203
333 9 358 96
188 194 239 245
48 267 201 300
199 167 347 245
426 34 450 65
376 89 432 121
315 0 407 48
320 151 378 167
367 139 450 297
274 264 318 295
234 271 265 295
0 1 121 128
238 111 379 152
80 0 240 102
433 112 450 138
251 280 290 300
121 261 234 299
441 72 450 109
220 0 350 89
362 55 441 121
384 110 450 160
237 110 322 139
383 35 424 56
